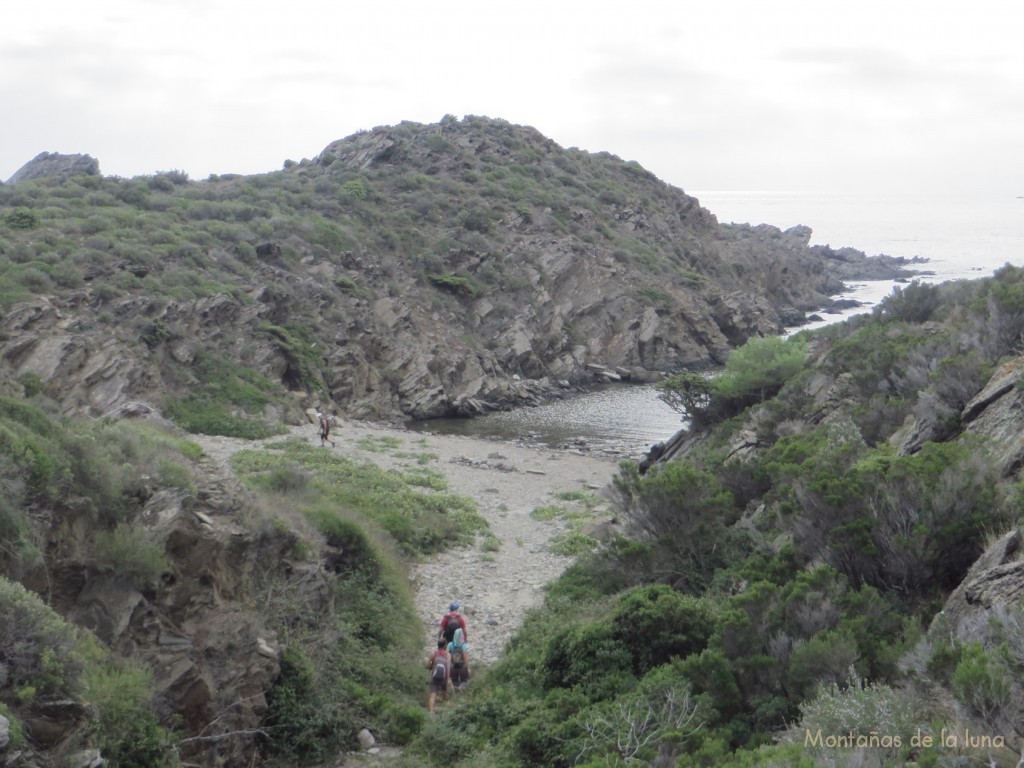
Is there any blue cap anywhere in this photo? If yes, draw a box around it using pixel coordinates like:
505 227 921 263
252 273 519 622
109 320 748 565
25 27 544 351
449 600 459 610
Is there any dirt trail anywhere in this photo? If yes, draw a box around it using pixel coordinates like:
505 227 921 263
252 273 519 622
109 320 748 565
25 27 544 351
191 418 623 766
191 418 621 666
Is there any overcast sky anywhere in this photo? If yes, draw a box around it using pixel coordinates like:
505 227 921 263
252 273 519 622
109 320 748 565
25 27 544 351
3 1 1023 195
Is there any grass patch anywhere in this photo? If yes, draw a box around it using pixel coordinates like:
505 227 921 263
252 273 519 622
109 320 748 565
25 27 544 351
402 466 448 491
164 398 280 439
553 489 601 509
393 450 438 465
530 504 566 521
230 438 487 556
547 531 597 556
357 435 403 453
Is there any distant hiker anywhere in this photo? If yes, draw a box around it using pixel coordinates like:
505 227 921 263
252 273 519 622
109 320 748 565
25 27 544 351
317 411 335 448
438 600 468 644
426 638 449 713
447 627 471 693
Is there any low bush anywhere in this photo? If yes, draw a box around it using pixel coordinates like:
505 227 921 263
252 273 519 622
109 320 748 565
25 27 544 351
0 578 175 765
163 398 279 439
949 641 1013 719
80 641 177 768
428 272 477 296
796 667 915 763
92 523 170 588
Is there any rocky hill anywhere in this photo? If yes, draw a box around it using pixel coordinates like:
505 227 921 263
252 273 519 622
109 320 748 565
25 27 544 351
0 116 918 428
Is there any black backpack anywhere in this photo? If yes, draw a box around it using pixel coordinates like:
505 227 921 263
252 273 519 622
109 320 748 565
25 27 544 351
441 614 461 643
450 645 466 668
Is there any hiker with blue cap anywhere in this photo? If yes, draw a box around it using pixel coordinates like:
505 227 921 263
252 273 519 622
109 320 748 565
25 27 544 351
437 600 468 645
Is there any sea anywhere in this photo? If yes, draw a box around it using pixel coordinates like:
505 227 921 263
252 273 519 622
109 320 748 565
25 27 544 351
408 192 1024 457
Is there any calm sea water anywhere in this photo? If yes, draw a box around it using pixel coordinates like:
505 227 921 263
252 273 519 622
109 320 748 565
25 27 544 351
404 383 683 458
694 191 1024 330
409 193 1024 455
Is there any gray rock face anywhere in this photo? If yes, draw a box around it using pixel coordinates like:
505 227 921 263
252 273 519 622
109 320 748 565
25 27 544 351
16 462 298 767
6 152 100 183
960 358 1024 476
932 529 1024 642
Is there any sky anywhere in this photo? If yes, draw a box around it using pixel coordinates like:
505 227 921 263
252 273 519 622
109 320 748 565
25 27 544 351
3 1 1024 196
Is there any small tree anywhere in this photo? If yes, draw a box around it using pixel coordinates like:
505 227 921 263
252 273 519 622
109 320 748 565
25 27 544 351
657 336 806 425
713 335 807 404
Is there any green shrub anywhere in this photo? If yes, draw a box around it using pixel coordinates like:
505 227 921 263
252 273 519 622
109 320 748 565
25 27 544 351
777 437 1003 600
608 585 714 675
428 272 477 296
92 523 170 587
80 643 177 768
164 398 277 439
339 178 369 200
412 709 476 765
612 459 745 591
548 530 596 556
264 646 348 763
381 702 426 746
4 208 39 229
660 336 807 424
949 641 1013 719
541 621 636 699
785 630 859 701
0 577 80 701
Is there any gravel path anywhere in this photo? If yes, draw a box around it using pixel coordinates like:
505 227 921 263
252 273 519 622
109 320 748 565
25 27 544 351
191 417 621 667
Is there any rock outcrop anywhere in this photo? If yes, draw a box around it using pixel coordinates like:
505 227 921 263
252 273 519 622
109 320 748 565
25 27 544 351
11 453 322 767
6 152 101 184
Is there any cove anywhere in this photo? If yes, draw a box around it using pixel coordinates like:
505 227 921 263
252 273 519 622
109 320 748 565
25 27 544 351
404 383 684 458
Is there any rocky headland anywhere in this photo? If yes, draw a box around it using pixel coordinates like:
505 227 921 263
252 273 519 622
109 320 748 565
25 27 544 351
0 117 923 428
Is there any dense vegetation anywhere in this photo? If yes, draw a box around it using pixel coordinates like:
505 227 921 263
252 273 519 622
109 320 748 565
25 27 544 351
392 269 1024 768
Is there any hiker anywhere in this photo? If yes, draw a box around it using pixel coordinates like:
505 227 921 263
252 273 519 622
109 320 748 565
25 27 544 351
426 638 449 713
317 411 335 448
447 627 471 693
438 600 468 644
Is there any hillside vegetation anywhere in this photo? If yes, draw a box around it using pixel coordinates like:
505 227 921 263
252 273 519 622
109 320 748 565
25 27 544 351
406 271 1024 767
